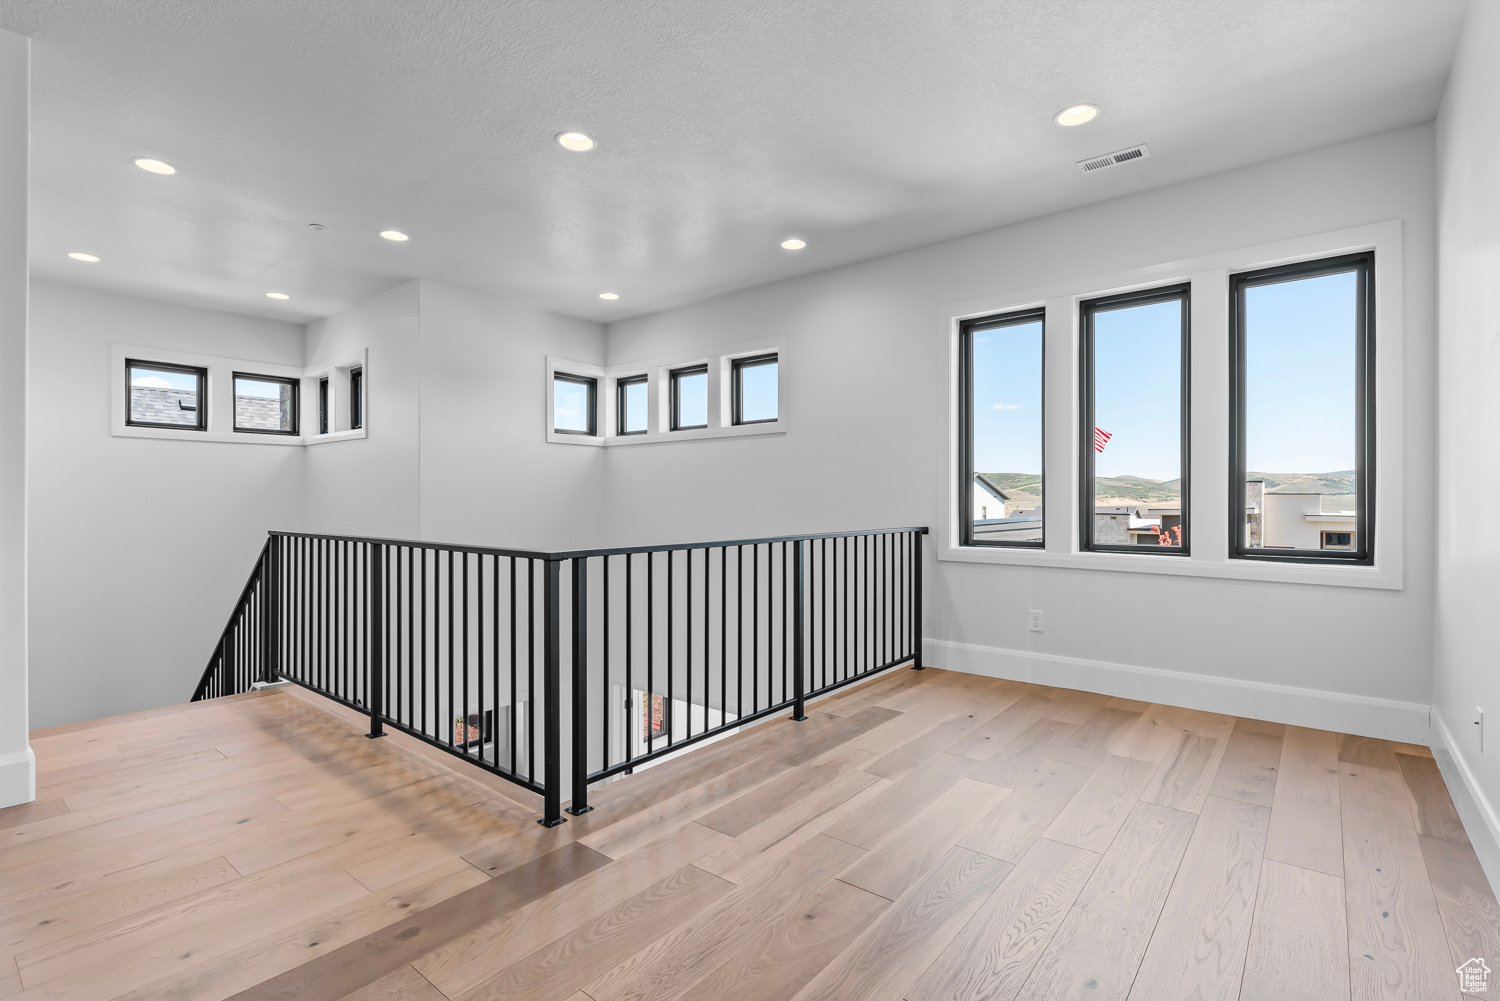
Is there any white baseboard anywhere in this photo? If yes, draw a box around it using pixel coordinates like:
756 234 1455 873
1430 709 1500 897
0 745 36 809
925 638 1430 744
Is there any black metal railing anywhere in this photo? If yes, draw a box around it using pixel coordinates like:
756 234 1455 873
191 527 927 826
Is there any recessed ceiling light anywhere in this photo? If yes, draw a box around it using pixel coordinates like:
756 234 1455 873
598 292 620 300
780 238 807 251
557 132 597 152
379 230 409 241
67 252 100 262
133 157 176 174
265 292 291 300
1054 104 1100 127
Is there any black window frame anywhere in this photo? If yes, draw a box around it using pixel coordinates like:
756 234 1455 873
349 367 363 431
125 358 208 432
959 307 1046 549
552 372 597 437
731 353 779 426
318 377 329 435
616 374 648 436
230 371 300 436
669 364 709 431
1078 283 1192 556
1229 251 1374 566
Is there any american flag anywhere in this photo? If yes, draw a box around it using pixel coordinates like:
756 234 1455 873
1094 427 1112 453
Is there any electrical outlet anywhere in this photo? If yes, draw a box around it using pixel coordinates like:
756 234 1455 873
1478 707 1485 752
1028 610 1044 632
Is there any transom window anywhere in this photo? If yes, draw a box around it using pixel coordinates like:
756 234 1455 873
127 360 206 431
1231 253 1373 564
670 365 709 430
553 373 597 436
1079 285 1190 554
233 373 299 435
732 353 778 425
618 375 647 435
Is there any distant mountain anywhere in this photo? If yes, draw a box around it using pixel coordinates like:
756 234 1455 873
976 470 1355 509
1251 470 1357 495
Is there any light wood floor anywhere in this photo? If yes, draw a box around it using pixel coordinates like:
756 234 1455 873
3 668 1497 1001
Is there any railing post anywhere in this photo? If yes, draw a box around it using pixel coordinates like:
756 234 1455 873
566 558 592 816
539 558 566 826
367 543 386 738
911 531 924 670
791 539 808 721
261 538 280 685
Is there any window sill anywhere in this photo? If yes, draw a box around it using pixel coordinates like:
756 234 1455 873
547 421 787 447
939 543 1401 590
112 425 367 447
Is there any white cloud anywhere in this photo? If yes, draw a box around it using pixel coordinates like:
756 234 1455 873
132 375 175 388
990 403 1023 411
557 409 578 416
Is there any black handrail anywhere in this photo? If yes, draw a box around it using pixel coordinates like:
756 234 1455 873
194 526 928 826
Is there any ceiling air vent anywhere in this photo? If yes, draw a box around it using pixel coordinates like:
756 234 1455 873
1077 143 1151 174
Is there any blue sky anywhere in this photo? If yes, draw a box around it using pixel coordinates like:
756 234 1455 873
1092 299 1182 481
971 319 1043 475
740 360 777 421
1244 270 1357 473
972 270 1357 480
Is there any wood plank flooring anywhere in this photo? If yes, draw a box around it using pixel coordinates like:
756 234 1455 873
1 668 1494 1001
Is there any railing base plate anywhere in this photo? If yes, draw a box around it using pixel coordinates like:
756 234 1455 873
565 805 594 816
537 817 568 828
790 714 809 722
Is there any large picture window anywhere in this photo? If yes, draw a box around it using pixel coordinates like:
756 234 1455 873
960 309 1044 547
126 359 207 431
1079 285 1190 553
1230 253 1373 564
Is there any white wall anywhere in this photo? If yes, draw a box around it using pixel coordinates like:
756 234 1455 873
303 279 607 551
0 29 31 807
304 281 421 538
603 125 1437 733
27 280 305 728
1433 0 1500 885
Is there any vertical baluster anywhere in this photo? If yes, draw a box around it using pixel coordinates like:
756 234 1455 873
911 531 924 670
624 553 633 770
791 539 807 721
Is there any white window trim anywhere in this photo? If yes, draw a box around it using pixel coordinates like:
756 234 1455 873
942 219 1404 590
548 336 787 447
111 344 368 446
303 352 369 445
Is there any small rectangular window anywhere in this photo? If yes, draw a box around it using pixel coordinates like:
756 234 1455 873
1079 284 1190 554
617 375 647 435
318 378 329 434
232 373 299 435
349 368 363 430
127 360 207 431
1231 252 1373 564
553 373 596 435
732 353 778 425
670 365 709 430
961 309 1044 547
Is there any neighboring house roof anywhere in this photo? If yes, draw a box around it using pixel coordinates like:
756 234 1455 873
974 475 1010 502
128 386 287 430
1094 505 1139 516
129 386 200 426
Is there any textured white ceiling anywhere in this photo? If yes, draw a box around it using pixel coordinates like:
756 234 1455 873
0 0 1468 323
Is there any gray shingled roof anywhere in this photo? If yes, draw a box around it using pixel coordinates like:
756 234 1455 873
129 386 289 431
